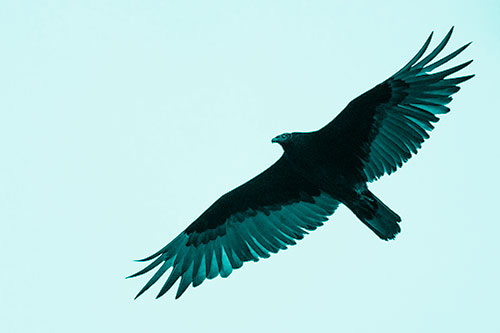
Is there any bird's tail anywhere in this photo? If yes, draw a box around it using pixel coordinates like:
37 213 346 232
347 190 401 240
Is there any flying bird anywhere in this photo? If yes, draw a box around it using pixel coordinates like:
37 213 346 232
128 28 473 299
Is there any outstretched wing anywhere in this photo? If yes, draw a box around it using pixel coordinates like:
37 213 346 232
316 27 474 182
128 157 339 299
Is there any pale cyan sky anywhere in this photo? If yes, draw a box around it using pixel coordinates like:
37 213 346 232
1 1 499 332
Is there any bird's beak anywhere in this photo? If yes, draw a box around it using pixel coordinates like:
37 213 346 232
271 137 279 143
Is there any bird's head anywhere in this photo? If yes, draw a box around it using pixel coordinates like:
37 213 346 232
271 132 293 147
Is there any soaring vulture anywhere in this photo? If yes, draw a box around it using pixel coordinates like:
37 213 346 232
129 28 473 299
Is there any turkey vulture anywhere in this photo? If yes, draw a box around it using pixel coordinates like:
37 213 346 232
128 27 473 299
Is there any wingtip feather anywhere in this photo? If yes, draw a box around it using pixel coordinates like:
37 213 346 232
134 253 162 262
393 31 433 77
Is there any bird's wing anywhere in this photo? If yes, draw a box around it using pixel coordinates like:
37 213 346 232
316 27 474 182
128 156 339 299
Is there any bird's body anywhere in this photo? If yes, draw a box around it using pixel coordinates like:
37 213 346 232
129 28 473 299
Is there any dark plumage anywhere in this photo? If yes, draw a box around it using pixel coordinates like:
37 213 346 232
128 28 473 299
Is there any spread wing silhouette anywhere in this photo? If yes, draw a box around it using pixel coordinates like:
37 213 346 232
129 157 339 299
128 27 473 299
316 27 473 182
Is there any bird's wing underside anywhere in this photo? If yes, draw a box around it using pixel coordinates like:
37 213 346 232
317 27 474 182
128 157 339 299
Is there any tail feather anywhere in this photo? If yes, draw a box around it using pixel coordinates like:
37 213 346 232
348 190 401 240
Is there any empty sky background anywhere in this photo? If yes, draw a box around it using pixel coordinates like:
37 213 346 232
2 1 499 332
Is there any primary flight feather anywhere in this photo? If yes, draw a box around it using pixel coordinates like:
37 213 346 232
128 27 473 299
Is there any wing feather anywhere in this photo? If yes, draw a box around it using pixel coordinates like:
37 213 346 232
317 27 473 182
129 157 340 299
129 194 339 299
